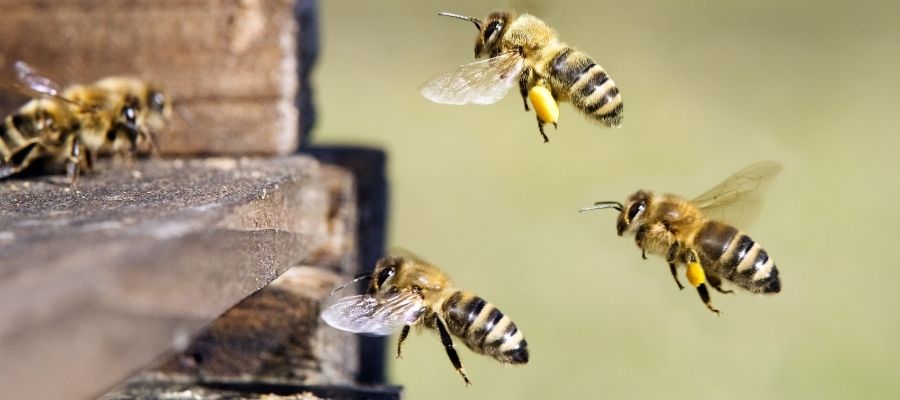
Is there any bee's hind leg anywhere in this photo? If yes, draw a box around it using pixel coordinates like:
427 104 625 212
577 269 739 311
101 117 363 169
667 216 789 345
536 116 549 143
685 250 720 315
396 325 410 359
434 315 471 385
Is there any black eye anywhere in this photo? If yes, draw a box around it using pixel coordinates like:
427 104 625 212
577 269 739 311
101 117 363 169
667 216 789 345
122 105 137 124
375 267 395 288
150 91 166 112
483 20 502 43
627 202 645 221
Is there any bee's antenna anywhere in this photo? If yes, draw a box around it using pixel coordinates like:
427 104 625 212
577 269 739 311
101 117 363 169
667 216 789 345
438 12 483 30
330 272 373 295
579 201 624 213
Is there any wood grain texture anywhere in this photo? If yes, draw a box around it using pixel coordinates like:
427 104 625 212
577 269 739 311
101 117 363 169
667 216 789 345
0 0 301 155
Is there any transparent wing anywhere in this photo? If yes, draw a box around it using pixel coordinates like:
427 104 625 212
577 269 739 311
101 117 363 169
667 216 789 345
420 52 524 105
321 291 425 336
12 61 87 110
15 61 64 97
690 161 783 226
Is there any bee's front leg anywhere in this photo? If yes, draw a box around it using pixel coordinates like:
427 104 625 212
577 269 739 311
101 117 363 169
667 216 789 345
65 136 83 186
635 224 648 259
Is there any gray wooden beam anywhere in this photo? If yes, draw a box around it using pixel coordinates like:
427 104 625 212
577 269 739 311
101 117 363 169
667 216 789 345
0 156 357 400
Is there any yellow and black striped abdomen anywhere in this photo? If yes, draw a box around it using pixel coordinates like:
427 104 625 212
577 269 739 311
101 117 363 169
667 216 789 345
695 221 781 294
442 290 528 364
547 47 623 128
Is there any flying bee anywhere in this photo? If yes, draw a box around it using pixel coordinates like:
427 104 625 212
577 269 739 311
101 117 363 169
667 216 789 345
322 254 529 385
580 161 784 314
420 10 623 143
0 61 168 183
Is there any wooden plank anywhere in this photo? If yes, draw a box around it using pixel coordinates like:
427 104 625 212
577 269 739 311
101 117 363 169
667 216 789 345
0 156 357 400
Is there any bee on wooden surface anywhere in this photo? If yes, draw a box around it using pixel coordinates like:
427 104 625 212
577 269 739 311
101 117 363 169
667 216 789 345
322 254 529 385
0 62 169 183
420 10 623 143
580 161 783 314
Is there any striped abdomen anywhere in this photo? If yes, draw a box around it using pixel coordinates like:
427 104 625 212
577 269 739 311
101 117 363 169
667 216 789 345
547 47 623 127
694 221 781 294
442 290 528 364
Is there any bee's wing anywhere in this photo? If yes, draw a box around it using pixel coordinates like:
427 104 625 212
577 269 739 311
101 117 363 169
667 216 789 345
690 161 783 226
419 51 524 105
14 61 64 98
12 61 87 110
321 291 425 336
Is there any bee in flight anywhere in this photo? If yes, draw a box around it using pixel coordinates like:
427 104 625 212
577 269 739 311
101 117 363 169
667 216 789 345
580 161 783 314
322 254 529 385
420 10 623 143
0 61 170 184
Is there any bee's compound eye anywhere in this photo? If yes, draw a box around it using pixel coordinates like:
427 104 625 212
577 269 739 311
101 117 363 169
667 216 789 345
627 202 645 222
122 105 137 124
375 267 395 289
484 20 502 43
150 91 166 112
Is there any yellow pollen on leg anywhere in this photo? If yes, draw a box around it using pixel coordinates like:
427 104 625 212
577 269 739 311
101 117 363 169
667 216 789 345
528 85 559 124
686 262 706 288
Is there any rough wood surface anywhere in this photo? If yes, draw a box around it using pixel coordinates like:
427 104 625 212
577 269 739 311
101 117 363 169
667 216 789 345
0 156 356 400
153 266 359 385
0 0 303 155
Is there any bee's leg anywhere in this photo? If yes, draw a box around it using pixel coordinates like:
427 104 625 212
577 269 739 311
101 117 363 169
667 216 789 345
83 148 95 172
145 130 160 156
396 325 411 359
666 242 685 290
706 273 733 294
66 136 82 186
7 140 43 173
536 116 549 143
635 224 648 259
434 315 471 385
685 250 720 315
519 67 533 111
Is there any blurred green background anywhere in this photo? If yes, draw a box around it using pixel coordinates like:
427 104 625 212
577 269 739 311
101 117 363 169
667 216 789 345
313 1 900 399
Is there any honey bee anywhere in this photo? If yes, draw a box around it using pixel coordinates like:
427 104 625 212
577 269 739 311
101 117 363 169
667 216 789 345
0 61 169 183
322 254 529 385
420 10 623 143
580 161 783 314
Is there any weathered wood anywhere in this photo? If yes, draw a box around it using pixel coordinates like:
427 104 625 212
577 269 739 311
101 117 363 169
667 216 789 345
101 380 403 400
0 156 356 400
153 266 359 384
0 0 306 155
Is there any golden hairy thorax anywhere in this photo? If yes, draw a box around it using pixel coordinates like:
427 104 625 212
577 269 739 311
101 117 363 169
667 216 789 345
640 193 707 257
503 15 560 58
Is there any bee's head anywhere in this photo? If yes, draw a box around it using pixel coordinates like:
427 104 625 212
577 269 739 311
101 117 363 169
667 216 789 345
438 11 515 58
617 191 652 236
579 191 651 236
368 255 405 295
